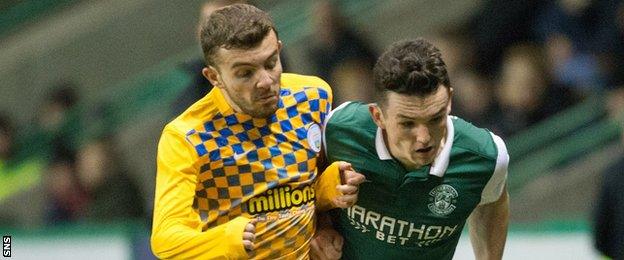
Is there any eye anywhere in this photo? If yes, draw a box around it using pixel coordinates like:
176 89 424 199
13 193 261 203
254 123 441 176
431 116 444 123
236 70 253 78
265 58 277 70
399 121 415 128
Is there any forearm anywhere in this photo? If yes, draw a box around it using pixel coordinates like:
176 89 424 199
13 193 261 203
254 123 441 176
151 215 249 259
314 161 343 211
152 130 249 259
151 171 250 259
468 190 509 260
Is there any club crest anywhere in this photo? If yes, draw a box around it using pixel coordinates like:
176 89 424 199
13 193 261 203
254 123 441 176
306 123 322 153
428 184 458 216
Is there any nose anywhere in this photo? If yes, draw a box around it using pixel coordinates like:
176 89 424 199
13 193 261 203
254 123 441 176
413 125 431 145
256 69 274 90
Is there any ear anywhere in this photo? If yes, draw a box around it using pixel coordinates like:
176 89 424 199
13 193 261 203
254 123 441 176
277 40 283 52
446 87 454 114
202 66 222 88
368 104 386 129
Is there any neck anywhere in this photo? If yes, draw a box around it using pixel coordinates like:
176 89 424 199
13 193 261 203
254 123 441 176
218 87 244 113
385 126 448 171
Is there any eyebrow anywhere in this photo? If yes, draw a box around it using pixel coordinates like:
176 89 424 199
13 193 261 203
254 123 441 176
231 49 279 69
397 107 446 121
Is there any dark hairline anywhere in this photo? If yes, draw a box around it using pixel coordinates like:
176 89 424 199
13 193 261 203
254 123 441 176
377 83 451 109
200 4 278 67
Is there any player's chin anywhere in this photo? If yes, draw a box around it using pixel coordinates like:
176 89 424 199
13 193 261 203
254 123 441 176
410 155 434 167
253 103 279 118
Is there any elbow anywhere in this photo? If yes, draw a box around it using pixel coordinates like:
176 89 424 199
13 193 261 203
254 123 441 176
150 230 170 259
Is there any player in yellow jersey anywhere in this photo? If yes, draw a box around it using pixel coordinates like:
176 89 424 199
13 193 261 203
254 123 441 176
151 3 365 259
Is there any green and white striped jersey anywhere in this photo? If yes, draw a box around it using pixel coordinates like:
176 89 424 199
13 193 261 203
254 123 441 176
323 102 508 260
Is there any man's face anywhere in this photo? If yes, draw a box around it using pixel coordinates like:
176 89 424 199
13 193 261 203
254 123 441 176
370 86 452 170
203 30 282 118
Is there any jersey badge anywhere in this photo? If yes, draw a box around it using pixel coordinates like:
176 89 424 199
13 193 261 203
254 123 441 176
306 123 322 153
428 184 458 216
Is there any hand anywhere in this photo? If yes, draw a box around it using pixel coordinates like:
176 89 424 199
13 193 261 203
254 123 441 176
333 162 366 208
310 226 343 260
242 220 256 252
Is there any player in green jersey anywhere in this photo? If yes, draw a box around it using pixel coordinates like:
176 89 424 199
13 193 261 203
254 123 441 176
316 38 509 259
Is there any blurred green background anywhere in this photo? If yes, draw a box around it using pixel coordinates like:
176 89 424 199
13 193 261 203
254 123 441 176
1 0 622 259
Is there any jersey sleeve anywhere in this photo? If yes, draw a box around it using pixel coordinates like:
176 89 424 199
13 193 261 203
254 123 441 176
151 126 250 259
322 101 352 157
479 133 509 205
314 161 343 211
315 101 357 211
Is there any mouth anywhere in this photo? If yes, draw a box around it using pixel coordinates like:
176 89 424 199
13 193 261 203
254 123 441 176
255 94 278 103
415 146 434 154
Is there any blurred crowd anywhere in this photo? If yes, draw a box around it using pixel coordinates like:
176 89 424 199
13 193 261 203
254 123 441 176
172 0 624 140
1 0 624 256
0 82 147 226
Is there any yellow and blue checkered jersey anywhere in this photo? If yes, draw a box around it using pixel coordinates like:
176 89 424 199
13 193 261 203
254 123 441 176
152 73 336 259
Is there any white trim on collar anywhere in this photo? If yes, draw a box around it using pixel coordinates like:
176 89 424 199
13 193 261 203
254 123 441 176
375 126 393 160
374 115 456 176
429 116 455 177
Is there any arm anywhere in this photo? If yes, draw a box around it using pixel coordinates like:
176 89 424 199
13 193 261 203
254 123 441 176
314 161 365 211
150 128 251 259
310 212 343 260
468 187 509 260
593 167 615 257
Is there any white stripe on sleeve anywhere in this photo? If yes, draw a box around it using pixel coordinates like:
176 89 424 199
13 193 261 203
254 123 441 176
479 132 509 205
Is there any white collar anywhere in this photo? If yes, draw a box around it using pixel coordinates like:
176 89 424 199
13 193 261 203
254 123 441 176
375 115 455 177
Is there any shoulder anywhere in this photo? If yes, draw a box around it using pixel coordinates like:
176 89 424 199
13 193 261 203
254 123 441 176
324 102 376 147
281 73 332 97
326 101 371 127
451 116 506 161
166 91 221 140
603 157 624 187
323 102 378 162
452 117 510 204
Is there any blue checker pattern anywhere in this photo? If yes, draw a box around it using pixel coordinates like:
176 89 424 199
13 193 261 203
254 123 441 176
190 86 331 226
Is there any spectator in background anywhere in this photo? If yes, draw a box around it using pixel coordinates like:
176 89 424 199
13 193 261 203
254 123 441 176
542 33 603 93
593 161 624 259
0 113 15 163
534 0 597 51
470 0 545 78
535 0 604 93
594 88 624 259
430 34 500 131
27 82 81 161
594 0 624 89
452 71 500 131
45 134 146 225
75 135 146 222
45 154 87 225
35 82 84 225
306 0 377 104
494 43 578 137
429 34 471 77
38 83 78 131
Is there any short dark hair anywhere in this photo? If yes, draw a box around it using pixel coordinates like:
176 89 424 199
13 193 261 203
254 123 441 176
373 38 450 106
199 3 277 67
